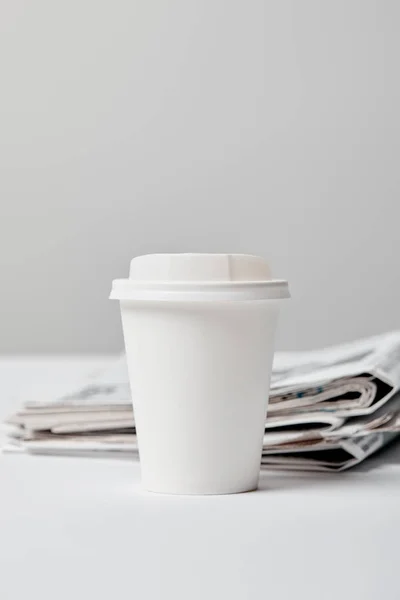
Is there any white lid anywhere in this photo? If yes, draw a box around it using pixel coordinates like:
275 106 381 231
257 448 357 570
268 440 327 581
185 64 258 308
110 253 290 302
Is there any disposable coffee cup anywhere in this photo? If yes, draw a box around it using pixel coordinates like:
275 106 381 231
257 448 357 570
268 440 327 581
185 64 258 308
110 253 290 495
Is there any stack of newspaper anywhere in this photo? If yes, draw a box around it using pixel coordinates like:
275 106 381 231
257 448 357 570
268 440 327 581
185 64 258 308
4 332 400 471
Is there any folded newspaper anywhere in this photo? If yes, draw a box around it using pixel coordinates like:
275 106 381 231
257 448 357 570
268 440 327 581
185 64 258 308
4 331 400 471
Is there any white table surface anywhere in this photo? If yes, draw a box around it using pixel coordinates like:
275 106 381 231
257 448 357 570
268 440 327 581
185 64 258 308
1 357 400 600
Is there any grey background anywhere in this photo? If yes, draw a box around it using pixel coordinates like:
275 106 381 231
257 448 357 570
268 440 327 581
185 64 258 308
0 0 399 354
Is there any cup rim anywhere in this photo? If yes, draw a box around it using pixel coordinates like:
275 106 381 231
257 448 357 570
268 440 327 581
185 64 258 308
110 279 290 302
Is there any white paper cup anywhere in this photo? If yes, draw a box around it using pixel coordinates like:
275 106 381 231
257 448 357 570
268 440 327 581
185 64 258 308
110 254 289 495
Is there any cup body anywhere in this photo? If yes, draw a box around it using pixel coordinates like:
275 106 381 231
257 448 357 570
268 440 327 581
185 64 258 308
120 298 280 495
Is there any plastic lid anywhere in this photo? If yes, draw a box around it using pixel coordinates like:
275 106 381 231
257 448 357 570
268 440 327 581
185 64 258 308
110 253 290 302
